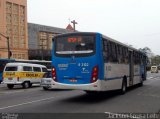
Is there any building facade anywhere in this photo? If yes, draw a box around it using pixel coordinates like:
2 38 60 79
28 23 73 60
0 0 28 59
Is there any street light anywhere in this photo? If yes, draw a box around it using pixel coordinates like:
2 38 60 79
0 32 11 59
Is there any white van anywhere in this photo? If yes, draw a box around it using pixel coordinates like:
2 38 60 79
3 63 48 89
151 66 158 73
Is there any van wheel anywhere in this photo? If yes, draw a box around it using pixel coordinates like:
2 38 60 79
120 79 127 95
7 84 14 89
22 82 30 89
29 83 32 88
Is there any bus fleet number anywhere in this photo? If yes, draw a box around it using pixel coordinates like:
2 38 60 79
78 63 89 67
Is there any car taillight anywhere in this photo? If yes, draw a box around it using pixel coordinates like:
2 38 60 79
52 67 57 81
17 77 19 81
90 65 98 83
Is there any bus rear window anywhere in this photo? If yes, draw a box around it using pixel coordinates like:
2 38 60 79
5 67 17 71
55 35 95 57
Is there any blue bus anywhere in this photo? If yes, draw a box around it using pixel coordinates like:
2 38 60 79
51 32 147 94
0 59 14 83
0 59 51 83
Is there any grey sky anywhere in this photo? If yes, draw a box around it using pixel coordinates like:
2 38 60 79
27 0 160 55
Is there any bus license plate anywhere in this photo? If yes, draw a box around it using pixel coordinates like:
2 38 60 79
69 79 77 83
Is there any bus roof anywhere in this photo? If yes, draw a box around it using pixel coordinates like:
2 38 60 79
53 32 146 56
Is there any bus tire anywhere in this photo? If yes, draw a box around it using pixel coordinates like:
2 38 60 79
43 87 49 90
22 81 30 89
120 79 127 95
7 84 14 89
139 76 143 87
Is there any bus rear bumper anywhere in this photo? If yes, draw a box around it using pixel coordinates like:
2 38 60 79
51 80 102 91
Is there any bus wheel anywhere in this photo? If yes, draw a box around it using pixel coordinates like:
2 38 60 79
7 84 14 89
139 77 143 87
43 87 49 90
22 82 30 89
120 79 127 95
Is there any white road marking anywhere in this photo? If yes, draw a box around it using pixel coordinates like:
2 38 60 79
0 97 55 110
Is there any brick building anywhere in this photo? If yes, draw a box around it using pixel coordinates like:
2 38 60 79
0 0 74 60
0 0 28 59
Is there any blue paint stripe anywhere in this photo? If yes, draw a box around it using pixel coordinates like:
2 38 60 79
107 76 123 80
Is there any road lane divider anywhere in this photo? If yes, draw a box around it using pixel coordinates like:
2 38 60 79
0 97 55 110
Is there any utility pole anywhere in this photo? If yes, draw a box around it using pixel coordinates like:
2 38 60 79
0 32 11 59
71 20 78 32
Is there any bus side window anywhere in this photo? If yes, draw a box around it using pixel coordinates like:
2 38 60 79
111 42 118 63
117 45 122 63
107 41 112 62
102 39 108 62
125 48 129 64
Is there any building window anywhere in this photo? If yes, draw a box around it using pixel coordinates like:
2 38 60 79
13 4 18 14
39 32 47 50
6 2 12 13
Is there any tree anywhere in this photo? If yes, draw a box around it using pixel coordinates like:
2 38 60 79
139 47 154 65
151 55 160 65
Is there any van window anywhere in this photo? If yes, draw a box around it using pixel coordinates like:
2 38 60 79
42 67 48 72
23 66 32 71
33 67 41 72
5 66 17 71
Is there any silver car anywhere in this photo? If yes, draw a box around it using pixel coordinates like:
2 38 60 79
41 72 55 90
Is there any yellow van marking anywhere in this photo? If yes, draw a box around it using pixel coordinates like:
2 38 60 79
3 72 45 78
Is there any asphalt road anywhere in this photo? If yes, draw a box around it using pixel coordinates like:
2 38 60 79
0 72 160 119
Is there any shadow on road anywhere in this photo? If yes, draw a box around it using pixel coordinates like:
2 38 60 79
61 90 121 104
0 84 40 91
60 84 145 104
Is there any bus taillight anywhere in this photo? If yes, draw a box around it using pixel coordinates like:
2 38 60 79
52 67 57 81
91 65 98 83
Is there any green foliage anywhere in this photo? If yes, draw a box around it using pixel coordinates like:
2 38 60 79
151 55 160 65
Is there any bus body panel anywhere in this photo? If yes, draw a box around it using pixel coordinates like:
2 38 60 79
52 33 104 86
54 57 97 84
51 32 147 92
